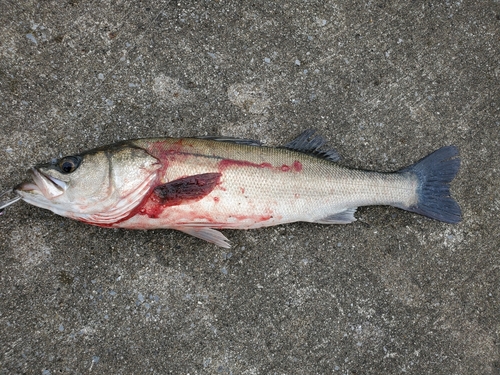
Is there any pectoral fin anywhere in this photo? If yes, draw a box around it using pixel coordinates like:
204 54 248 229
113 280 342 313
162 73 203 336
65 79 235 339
176 226 231 248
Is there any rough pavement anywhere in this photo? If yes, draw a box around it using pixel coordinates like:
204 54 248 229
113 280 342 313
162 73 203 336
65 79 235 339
1 1 499 374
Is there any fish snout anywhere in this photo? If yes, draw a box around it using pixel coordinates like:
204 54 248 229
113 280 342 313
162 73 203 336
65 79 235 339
19 168 67 199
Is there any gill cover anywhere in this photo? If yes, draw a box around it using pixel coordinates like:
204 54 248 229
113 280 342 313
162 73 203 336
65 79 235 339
16 143 161 224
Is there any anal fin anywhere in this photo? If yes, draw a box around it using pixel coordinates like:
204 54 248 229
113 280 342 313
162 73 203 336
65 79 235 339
314 208 357 224
176 226 231 248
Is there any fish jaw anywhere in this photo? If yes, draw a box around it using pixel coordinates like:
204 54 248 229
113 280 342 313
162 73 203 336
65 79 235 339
15 168 72 216
29 167 67 199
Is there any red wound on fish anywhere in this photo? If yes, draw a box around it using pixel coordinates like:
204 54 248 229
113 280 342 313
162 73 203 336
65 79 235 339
292 160 302 172
219 158 302 173
280 165 290 172
153 173 222 206
219 159 274 170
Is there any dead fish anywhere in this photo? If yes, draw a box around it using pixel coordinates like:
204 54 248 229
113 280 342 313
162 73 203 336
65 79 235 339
10 130 460 248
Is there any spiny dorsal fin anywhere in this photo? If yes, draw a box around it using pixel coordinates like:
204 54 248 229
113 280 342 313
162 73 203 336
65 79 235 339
282 129 341 162
195 136 262 147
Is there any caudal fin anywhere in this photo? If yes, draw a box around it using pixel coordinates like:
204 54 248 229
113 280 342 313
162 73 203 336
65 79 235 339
398 146 461 223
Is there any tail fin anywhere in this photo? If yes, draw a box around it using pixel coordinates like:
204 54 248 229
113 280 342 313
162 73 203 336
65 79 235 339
398 146 461 223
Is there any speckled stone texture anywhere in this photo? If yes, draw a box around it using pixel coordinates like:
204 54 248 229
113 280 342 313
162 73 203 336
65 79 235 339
1 1 499 374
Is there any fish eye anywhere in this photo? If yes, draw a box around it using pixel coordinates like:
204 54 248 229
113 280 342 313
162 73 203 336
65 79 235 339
58 156 82 174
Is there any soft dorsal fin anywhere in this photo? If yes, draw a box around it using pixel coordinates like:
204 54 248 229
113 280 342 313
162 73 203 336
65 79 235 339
282 129 341 162
195 136 262 147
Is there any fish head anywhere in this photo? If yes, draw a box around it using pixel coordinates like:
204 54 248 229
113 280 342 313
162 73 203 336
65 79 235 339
16 143 161 224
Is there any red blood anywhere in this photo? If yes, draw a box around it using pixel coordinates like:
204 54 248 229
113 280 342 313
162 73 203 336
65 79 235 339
292 160 302 172
281 165 290 172
239 187 245 194
213 196 220 203
219 159 274 170
147 139 193 166
219 158 303 174
137 199 164 219
229 214 272 222
78 218 113 228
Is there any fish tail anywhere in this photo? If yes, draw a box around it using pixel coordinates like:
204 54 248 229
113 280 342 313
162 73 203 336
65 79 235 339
398 146 461 223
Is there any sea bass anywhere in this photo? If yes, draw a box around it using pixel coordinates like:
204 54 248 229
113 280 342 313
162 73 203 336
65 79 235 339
13 130 461 248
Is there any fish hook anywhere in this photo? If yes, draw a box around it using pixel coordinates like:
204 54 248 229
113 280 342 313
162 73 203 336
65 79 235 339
0 189 21 215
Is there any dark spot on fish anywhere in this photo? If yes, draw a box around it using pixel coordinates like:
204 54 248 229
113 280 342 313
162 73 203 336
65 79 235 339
153 172 222 206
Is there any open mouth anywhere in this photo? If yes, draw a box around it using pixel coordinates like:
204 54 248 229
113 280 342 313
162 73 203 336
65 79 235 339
18 168 67 199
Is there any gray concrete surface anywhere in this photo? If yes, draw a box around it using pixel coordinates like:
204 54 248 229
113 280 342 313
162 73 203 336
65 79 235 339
1 0 499 374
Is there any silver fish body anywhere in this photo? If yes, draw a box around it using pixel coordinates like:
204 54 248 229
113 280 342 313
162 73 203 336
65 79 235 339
15 130 461 247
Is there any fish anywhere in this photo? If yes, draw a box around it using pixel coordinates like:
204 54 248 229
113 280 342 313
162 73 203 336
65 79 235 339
11 130 461 248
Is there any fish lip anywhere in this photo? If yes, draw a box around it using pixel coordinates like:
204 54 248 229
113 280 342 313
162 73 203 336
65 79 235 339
18 168 67 199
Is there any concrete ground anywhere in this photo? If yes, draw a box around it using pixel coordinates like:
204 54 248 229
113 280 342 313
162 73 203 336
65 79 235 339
1 1 499 374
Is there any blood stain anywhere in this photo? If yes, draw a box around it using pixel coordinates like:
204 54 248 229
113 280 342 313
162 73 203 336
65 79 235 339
292 160 303 172
281 165 291 172
219 159 274 170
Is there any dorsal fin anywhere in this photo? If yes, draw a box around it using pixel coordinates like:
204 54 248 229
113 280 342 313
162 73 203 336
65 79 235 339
195 136 262 147
282 129 341 162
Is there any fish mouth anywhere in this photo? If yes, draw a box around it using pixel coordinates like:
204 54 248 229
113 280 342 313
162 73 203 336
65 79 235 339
17 168 67 199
